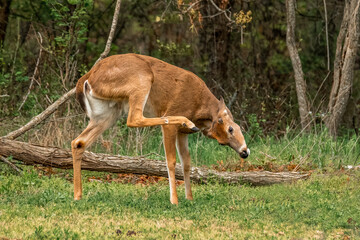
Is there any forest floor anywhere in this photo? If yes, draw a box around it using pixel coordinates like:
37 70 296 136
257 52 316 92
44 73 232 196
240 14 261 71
0 166 360 239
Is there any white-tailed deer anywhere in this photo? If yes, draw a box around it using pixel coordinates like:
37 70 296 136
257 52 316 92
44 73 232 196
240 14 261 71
72 53 250 204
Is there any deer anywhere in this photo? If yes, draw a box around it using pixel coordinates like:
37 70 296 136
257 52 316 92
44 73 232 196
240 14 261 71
72 53 250 204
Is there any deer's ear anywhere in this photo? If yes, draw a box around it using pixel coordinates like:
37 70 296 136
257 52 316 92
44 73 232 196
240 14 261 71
218 97 226 111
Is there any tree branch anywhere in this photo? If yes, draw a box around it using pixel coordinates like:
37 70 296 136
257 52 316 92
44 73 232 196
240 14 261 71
208 0 234 23
323 0 330 71
4 88 76 140
95 0 122 65
0 155 22 175
18 32 43 111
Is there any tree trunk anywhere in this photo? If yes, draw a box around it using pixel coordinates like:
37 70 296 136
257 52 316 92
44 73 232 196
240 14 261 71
0 0 11 43
326 0 360 137
0 139 309 186
285 0 311 130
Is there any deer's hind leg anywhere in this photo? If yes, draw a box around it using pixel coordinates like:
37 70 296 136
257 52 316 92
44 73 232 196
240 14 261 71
72 94 119 200
71 119 115 200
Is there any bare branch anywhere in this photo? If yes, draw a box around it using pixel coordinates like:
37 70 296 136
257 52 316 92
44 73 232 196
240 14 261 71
18 32 43 111
95 0 122 65
323 0 330 71
208 0 234 23
181 0 202 14
0 155 22 175
161 0 173 20
4 88 76 140
227 91 238 110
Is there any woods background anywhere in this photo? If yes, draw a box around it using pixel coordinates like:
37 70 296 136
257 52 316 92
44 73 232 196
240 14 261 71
0 0 359 145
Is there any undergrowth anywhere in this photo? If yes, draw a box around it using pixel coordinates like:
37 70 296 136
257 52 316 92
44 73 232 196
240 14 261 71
1 115 359 169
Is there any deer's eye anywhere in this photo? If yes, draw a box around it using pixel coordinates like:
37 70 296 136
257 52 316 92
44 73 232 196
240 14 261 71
228 126 234 134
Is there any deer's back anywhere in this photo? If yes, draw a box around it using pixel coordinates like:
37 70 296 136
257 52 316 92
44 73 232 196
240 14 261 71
76 54 208 119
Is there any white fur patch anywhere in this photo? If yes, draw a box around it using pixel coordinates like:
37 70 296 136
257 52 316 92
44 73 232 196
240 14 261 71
238 146 250 156
83 80 120 121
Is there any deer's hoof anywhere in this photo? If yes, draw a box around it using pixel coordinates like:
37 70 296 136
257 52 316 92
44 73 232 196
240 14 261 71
190 126 200 132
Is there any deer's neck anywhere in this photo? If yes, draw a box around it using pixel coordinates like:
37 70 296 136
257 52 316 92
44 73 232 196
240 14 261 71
196 87 219 121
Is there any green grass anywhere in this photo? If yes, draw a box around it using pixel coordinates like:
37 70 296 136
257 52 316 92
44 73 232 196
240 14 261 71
86 125 360 170
1 168 360 239
1 117 360 238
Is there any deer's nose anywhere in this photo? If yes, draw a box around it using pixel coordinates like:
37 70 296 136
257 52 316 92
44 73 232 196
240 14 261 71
239 148 250 159
240 150 248 159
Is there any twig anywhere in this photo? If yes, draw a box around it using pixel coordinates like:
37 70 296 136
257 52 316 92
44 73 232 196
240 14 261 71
181 0 202 14
4 88 76 140
209 0 234 23
161 0 172 20
259 151 277 160
227 91 238 110
310 70 330 108
139 152 165 159
0 155 22 174
293 153 310 172
95 0 122 65
278 118 315 156
18 32 43 111
323 0 330 71
10 18 21 83
0 95 10 98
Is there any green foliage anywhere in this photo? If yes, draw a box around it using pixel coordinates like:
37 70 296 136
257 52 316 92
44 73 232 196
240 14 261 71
246 114 264 140
153 39 193 64
44 0 91 48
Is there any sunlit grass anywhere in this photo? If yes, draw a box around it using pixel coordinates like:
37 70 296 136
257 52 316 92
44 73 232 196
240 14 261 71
0 168 359 239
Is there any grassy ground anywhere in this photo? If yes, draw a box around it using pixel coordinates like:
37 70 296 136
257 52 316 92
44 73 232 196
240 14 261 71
0 167 360 239
1 116 360 239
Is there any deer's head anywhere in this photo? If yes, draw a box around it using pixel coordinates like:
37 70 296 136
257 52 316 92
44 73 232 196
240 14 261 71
205 98 250 159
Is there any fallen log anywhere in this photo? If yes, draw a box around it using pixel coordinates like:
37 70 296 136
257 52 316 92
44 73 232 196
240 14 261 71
0 138 310 186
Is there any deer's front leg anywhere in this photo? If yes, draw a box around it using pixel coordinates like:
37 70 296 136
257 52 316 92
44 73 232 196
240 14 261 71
161 125 179 205
176 132 193 200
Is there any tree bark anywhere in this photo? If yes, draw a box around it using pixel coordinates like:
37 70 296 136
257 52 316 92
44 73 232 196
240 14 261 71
327 0 360 136
285 0 311 130
0 139 309 186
